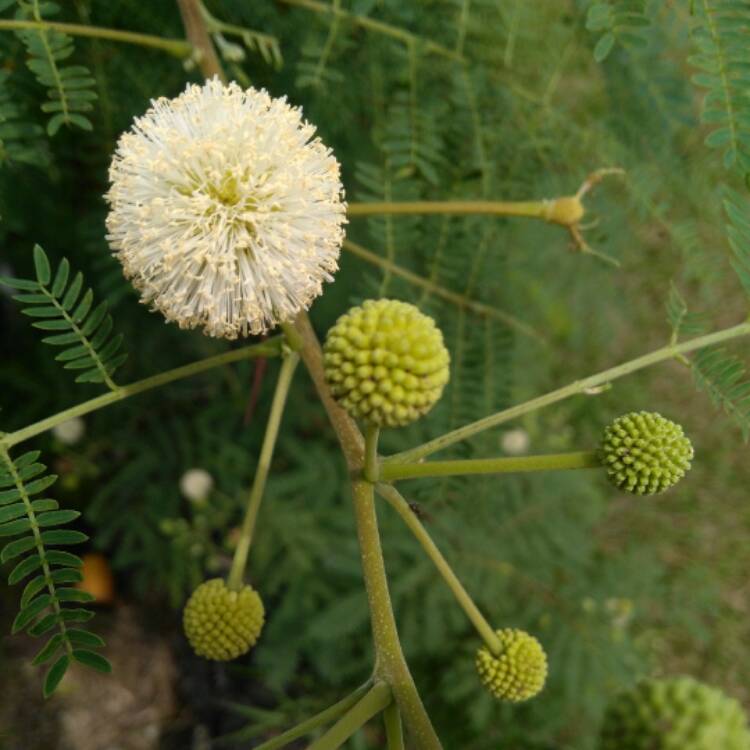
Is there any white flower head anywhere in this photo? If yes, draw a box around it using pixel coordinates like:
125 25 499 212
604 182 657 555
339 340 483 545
501 428 530 456
106 77 347 339
180 468 214 502
52 417 86 446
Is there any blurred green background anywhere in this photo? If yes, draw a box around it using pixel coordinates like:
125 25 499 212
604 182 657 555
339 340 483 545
1 1 749 748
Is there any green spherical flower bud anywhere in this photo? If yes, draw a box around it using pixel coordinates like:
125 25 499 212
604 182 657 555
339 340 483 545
599 677 750 750
323 299 450 427
601 411 693 495
183 578 265 661
475 628 548 702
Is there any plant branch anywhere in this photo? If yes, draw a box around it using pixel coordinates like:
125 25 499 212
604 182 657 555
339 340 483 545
0 18 192 57
0 338 282 450
227 349 299 591
378 451 600 482
383 702 405 750
386 320 750 465
251 682 373 750
347 169 625 264
343 239 546 344
377 483 501 654
306 682 392 750
276 0 463 61
177 0 225 78
176 6 441 746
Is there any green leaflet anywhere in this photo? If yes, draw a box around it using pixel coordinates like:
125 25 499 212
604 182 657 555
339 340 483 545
0 245 128 389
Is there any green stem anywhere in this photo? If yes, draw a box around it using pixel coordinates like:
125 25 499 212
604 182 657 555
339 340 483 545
348 200 548 219
379 451 599 482
383 702 405 750
352 479 443 749
364 424 380 483
386 321 750 465
227 349 300 591
0 18 192 57
0 338 282 450
276 0 463 61
343 239 545 344
307 682 392 750
251 682 372 750
377 484 501 654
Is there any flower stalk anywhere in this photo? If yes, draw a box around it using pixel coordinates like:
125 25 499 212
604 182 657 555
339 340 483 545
386 320 750 466
378 450 600 482
377 483 502 655
227 348 300 591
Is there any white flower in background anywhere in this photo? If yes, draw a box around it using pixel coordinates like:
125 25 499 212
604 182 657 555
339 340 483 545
105 77 347 339
180 468 214 502
501 428 530 456
52 417 85 446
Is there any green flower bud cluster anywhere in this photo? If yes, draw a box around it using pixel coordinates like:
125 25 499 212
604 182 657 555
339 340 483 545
475 628 548 702
183 578 265 661
600 677 750 750
601 411 693 495
323 299 450 427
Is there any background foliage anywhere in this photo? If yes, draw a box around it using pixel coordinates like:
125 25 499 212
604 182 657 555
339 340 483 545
1 1 749 748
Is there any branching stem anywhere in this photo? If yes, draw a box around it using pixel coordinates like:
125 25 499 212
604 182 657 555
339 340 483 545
0 338 282 450
227 349 299 591
250 682 373 750
306 682 392 750
386 321 750 465
379 451 599 482
377 483 501 654
0 18 192 57
276 0 463 61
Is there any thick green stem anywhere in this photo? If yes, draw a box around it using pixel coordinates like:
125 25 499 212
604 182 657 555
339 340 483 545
352 480 443 749
307 682 392 750
0 338 282 450
251 682 372 750
227 350 299 591
379 451 599 482
175 5 440 746
387 321 750 465
377 484 501 654
0 18 192 57
383 702 405 750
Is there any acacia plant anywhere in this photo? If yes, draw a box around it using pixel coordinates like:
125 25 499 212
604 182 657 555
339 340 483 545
2 1 750 748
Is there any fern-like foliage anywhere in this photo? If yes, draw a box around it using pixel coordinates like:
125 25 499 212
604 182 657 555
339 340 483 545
0 245 127 390
691 347 750 440
666 283 708 343
13 0 97 135
666 285 750 439
0 70 48 168
586 1 651 62
689 0 750 174
723 186 750 300
0 446 110 697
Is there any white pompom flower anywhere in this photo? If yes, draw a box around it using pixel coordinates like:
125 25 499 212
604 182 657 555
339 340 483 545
105 77 347 339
